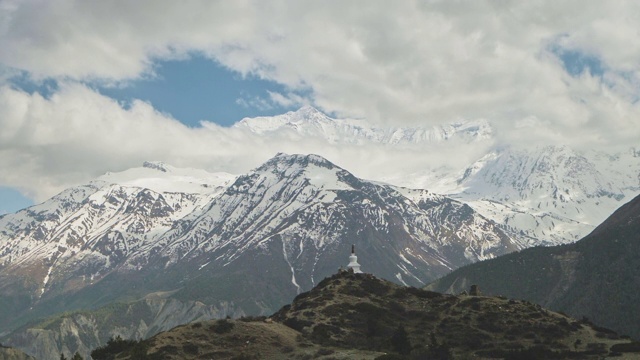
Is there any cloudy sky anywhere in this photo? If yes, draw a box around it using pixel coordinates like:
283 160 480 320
1 0 640 213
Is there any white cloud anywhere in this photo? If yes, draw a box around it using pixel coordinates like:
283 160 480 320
235 96 273 111
1 84 481 201
2 1 640 199
266 91 308 109
2 1 640 146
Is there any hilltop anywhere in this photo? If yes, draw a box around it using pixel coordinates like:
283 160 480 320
92 271 640 359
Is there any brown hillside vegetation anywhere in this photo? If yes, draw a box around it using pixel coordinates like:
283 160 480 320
93 271 640 359
0 345 35 360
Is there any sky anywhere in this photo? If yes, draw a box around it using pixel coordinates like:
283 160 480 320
1 1 640 213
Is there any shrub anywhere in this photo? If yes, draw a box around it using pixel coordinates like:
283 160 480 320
354 302 385 316
293 291 312 302
183 343 199 354
388 301 405 314
610 342 640 353
374 355 405 360
390 325 411 355
230 354 258 360
359 277 390 296
590 324 617 335
283 317 313 332
157 345 179 355
406 286 442 299
238 315 267 322
315 348 335 356
312 324 342 341
477 346 573 360
366 316 381 337
91 336 145 360
212 318 235 334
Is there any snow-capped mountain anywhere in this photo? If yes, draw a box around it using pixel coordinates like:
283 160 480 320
0 153 516 347
234 105 493 145
0 162 234 286
129 153 516 286
236 107 640 245
1 106 639 357
451 146 640 245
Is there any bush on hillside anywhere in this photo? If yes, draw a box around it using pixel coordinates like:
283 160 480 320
91 336 147 360
211 318 235 334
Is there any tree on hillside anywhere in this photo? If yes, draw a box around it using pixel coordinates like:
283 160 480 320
391 324 411 355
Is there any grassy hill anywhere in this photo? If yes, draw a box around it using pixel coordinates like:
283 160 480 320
91 271 640 359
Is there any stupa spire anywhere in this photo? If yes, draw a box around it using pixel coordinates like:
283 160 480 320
347 244 362 273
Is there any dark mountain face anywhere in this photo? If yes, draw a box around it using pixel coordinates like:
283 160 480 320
427 194 640 339
0 153 517 359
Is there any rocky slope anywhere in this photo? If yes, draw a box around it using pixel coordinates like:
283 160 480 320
427 193 640 339
6 296 233 360
93 271 640 359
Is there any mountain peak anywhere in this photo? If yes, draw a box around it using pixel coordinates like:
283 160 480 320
263 153 337 171
142 161 171 172
293 105 324 116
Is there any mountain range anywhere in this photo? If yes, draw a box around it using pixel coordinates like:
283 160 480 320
0 153 516 359
0 106 638 358
234 105 493 145
235 107 640 247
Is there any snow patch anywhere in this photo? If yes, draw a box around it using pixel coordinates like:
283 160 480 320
395 273 408 286
282 242 302 294
98 163 236 195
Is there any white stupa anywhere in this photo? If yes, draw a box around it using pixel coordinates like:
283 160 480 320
347 244 362 273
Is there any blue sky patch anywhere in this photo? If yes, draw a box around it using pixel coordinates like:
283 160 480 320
7 55 306 127
8 73 59 99
549 43 606 77
0 187 33 214
96 56 302 127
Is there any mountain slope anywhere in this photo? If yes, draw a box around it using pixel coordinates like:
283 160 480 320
6 296 231 360
96 271 640 359
0 162 234 332
450 145 640 246
139 153 517 289
427 193 640 339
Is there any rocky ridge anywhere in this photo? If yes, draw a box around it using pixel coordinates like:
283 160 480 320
93 271 640 359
